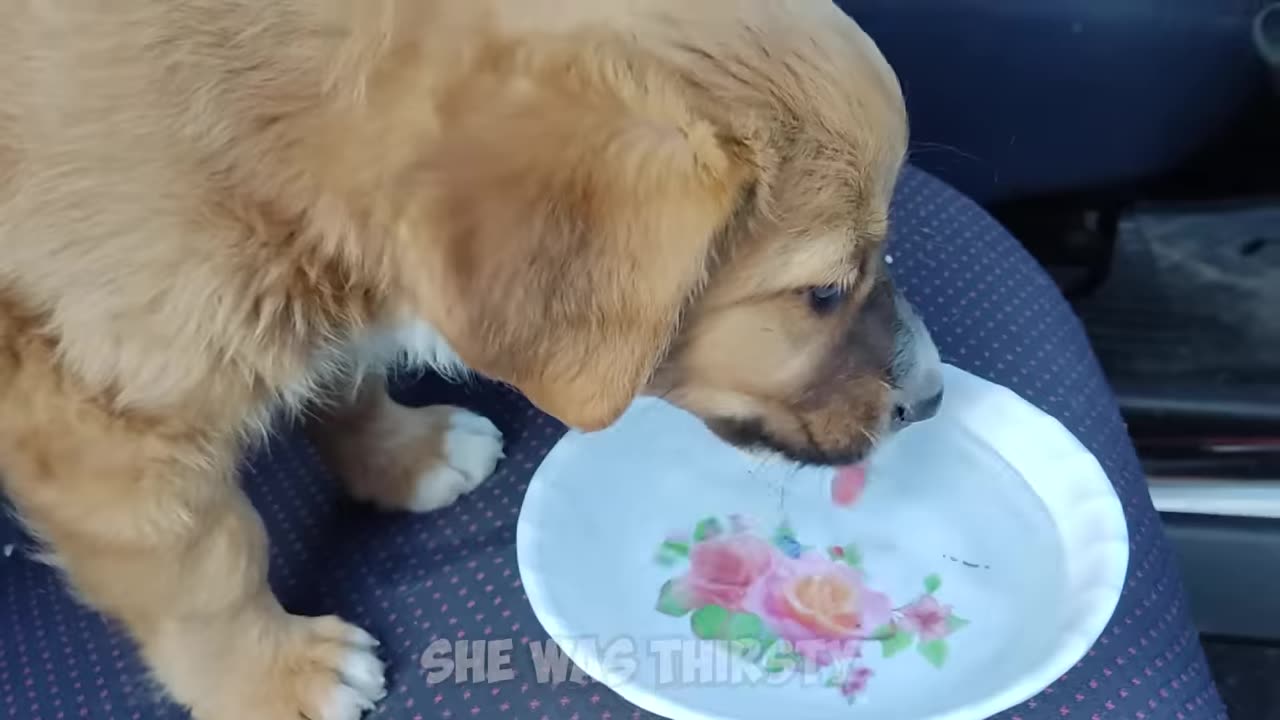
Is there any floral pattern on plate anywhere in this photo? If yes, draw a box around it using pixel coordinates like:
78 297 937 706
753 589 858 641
654 514 968 702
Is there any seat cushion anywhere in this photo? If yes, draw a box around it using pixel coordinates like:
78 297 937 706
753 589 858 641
0 167 1226 720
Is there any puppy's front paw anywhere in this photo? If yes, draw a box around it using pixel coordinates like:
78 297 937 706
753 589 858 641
221 615 386 720
327 402 504 513
288 617 386 720
404 406 504 512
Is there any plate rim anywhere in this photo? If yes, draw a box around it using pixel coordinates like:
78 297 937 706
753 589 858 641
517 364 1130 720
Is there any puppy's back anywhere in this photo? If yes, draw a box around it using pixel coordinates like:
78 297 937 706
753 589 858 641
0 1 384 418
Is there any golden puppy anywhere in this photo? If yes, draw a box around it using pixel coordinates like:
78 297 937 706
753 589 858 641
0 1 942 718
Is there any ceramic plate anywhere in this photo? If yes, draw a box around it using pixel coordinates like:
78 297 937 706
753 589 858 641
516 365 1128 720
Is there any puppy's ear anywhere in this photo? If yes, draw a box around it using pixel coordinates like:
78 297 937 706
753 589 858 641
414 63 752 430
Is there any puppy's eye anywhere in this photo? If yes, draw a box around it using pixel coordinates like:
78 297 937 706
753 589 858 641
807 285 848 315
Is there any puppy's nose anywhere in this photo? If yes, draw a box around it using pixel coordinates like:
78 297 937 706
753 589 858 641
888 290 944 432
910 387 944 422
891 387 943 430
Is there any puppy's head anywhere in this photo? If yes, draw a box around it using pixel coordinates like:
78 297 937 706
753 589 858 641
404 5 941 465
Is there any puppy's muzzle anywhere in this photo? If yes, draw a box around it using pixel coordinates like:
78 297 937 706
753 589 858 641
888 292 944 431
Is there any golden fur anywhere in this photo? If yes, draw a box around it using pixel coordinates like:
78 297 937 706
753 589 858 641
0 1 909 718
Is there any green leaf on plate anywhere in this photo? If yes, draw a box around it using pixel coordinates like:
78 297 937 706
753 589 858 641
881 628 914 659
924 573 942 594
725 612 766 642
842 544 863 568
730 634 774 662
654 540 691 567
947 615 971 633
760 639 797 673
661 540 690 557
828 544 863 568
690 605 730 640
763 650 798 674
918 638 949 668
866 624 896 642
693 518 723 542
655 580 690 617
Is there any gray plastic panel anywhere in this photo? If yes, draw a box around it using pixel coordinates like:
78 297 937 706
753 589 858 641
1164 512 1280 640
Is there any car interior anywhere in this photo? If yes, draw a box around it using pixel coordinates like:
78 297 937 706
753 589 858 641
0 1 1276 719
850 0 1278 716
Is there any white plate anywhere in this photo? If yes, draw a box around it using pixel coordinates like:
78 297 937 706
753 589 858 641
516 365 1128 720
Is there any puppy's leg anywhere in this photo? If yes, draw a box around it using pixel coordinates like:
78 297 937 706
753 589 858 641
0 349 385 720
310 374 504 512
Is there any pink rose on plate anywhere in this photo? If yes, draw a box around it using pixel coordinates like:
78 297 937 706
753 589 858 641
743 552 892 666
900 594 955 641
676 534 776 612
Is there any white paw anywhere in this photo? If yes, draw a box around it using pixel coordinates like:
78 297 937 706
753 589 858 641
289 617 387 720
320 644 387 720
338 636 387 707
407 406 504 512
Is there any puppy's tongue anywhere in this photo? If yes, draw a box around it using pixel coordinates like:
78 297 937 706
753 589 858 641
830 463 868 507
